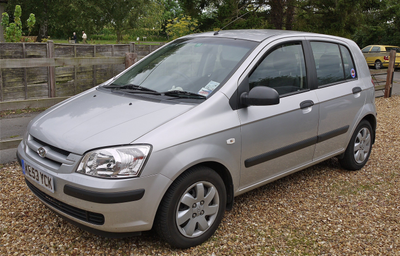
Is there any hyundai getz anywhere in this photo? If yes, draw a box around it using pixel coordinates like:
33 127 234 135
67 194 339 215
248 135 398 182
17 30 376 248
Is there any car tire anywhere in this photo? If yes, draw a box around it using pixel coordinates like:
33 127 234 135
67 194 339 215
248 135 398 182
155 166 226 248
339 120 373 170
374 60 382 69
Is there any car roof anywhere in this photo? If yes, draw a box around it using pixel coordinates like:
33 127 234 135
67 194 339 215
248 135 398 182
184 29 330 42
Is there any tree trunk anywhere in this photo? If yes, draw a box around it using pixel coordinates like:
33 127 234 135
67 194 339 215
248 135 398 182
36 1 48 42
269 0 284 29
37 19 48 42
116 30 122 43
285 0 295 30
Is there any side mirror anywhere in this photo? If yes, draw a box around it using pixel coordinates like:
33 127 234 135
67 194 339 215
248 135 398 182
240 86 280 107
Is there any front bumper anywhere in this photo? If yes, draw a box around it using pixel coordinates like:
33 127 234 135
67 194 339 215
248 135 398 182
17 141 171 235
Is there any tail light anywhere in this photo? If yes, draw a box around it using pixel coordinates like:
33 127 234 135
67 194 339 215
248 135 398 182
384 56 389 60
371 78 375 87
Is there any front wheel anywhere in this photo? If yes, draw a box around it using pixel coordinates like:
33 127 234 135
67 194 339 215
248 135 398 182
339 120 373 170
155 166 226 248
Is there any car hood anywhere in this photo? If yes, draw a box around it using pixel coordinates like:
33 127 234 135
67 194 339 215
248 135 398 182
28 89 194 154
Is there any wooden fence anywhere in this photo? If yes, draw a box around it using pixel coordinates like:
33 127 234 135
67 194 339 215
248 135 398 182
0 41 163 102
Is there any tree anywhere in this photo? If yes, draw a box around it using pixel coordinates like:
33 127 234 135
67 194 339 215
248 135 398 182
160 0 183 39
1 5 23 42
26 13 36 36
294 0 365 38
75 0 164 43
166 14 198 39
352 0 400 47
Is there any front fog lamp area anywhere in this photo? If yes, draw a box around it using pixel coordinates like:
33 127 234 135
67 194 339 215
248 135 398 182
76 146 151 178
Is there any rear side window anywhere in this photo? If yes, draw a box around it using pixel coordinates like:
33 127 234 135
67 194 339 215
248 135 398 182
310 42 357 86
385 47 400 53
340 46 357 80
249 42 307 95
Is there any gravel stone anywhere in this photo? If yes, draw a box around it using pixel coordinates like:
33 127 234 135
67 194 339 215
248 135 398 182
1 96 399 255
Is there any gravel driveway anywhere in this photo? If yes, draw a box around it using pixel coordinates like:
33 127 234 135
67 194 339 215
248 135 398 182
1 96 399 255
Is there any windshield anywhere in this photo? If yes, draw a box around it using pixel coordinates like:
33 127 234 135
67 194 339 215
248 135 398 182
106 37 256 98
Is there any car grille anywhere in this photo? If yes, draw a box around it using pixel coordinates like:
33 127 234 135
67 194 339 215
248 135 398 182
25 135 74 171
26 179 105 225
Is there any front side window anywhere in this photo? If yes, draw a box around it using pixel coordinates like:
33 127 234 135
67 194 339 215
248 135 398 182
362 46 372 53
371 46 381 52
106 38 256 98
249 42 308 95
311 42 357 87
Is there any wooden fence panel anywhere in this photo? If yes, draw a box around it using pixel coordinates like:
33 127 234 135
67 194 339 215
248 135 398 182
0 42 161 102
26 67 49 99
2 68 25 101
25 43 47 58
55 44 75 57
95 45 113 57
0 43 24 58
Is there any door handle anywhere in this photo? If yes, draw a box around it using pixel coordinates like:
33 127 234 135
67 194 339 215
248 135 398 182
300 100 314 109
352 87 362 94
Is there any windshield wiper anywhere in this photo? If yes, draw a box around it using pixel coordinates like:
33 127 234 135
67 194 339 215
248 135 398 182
163 90 206 99
103 84 161 95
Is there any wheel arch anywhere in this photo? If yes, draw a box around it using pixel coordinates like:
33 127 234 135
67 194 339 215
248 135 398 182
362 114 377 144
198 161 234 210
156 161 235 215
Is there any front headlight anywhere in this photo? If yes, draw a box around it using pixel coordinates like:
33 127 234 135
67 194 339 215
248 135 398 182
76 145 151 178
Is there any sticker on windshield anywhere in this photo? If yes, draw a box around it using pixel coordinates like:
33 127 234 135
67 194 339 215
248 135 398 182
198 81 220 97
198 88 212 96
205 81 220 90
351 68 356 78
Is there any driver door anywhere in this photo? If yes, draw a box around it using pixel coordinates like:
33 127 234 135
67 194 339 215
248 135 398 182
238 40 319 190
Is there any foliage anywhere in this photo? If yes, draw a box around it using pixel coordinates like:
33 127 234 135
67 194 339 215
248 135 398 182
351 0 400 47
1 5 23 42
2 0 400 47
166 15 198 40
26 13 36 36
73 0 165 43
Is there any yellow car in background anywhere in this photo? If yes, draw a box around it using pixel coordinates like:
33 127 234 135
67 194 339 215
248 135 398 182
361 45 400 69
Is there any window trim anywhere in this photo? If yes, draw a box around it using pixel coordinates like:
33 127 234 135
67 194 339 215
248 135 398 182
307 41 359 89
247 40 310 97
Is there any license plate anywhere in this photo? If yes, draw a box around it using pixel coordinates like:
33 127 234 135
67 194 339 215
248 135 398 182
22 159 55 193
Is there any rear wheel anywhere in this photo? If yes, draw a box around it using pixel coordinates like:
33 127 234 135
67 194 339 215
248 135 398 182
155 166 226 248
339 120 373 170
374 60 382 69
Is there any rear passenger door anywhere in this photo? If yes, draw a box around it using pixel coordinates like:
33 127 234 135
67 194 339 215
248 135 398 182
307 40 366 161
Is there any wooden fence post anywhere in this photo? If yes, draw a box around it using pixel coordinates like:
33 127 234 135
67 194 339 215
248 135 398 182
74 44 77 94
111 45 115 76
129 42 135 53
125 52 137 69
0 69 3 101
47 41 56 97
93 45 97 87
384 49 396 98
22 43 28 99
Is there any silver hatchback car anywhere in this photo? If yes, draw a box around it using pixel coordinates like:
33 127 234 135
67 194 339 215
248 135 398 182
17 30 376 248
